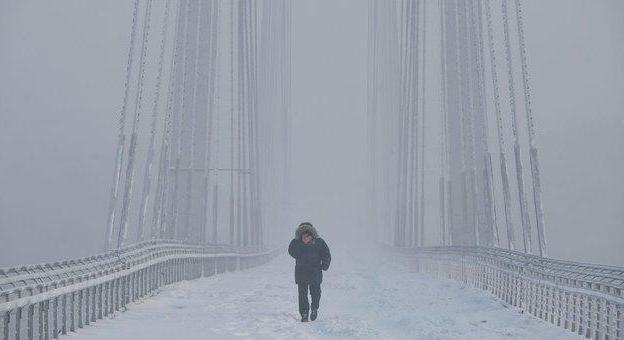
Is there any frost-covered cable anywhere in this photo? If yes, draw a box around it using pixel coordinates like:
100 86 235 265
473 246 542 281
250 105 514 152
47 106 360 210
514 0 546 257
117 0 154 249
155 0 184 240
138 0 172 242
181 0 203 243
204 0 222 245
151 0 180 239
502 0 532 253
484 0 514 251
438 0 448 246
229 0 236 246
105 0 140 251
475 0 499 248
170 0 192 241
418 0 426 247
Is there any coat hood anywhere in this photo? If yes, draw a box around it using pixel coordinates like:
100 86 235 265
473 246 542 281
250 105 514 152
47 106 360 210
295 222 319 239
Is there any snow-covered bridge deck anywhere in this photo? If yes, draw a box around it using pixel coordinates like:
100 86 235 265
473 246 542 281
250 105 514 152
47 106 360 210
73 251 575 339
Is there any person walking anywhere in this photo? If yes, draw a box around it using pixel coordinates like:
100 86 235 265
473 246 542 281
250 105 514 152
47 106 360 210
288 222 331 322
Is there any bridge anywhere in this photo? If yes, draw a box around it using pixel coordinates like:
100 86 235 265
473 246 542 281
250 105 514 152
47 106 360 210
1 0 623 339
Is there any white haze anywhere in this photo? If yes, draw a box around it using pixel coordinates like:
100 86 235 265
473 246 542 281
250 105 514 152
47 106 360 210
0 0 623 267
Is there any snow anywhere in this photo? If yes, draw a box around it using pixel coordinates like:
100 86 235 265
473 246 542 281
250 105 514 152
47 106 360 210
71 249 578 339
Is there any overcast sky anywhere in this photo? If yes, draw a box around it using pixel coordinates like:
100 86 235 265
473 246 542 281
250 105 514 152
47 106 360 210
0 0 622 267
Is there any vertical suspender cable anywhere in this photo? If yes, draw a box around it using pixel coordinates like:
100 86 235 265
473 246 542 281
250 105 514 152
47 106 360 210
170 0 191 241
418 0 426 247
117 0 154 249
409 0 420 247
197 0 220 246
502 0 532 253
453 0 469 246
484 0 514 250
413 0 422 247
406 0 420 248
476 0 500 247
514 0 546 257
236 0 244 247
204 0 221 245
394 0 408 247
105 0 140 251
181 0 203 243
152 0 177 239
229 0 236 246
468 0 479 247
154 0 183 240
438 0 448 246
138 0 172 242
458 0 478 246
251 0 263 247
240 0 250 247
367 0 378 241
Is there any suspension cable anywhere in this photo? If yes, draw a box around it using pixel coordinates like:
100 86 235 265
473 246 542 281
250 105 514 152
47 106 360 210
151 0 181 240
105 0 140 251
514 0 546 257
438 0 448 246
117 0 154 249
475 0 500 247
502 0 532 253
418 0 426 247
137 0 172 242
484 0 515 250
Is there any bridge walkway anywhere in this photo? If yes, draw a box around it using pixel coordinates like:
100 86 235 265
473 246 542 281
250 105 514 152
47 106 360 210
73 249 575 339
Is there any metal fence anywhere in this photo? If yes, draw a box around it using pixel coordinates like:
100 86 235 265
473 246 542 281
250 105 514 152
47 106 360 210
0 240 278 340
393 246 624 340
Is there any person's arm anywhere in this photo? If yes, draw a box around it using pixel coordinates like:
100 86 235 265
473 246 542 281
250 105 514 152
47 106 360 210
320 239 331 271
288 239 300 259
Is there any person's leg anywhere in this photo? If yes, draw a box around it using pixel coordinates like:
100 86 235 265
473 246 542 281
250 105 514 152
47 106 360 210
309 283 321 311
297 283 310 317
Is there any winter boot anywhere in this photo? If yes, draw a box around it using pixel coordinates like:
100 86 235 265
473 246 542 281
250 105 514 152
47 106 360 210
301 312 309 322
310 309 318 321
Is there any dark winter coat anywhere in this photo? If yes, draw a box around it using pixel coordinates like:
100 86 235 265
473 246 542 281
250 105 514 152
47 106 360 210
288 224 331 285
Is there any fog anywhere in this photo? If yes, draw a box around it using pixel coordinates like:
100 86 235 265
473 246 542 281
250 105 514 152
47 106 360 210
1 0 623 267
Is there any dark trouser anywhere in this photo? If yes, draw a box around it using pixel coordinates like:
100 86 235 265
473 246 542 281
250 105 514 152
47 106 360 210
298 282 321 315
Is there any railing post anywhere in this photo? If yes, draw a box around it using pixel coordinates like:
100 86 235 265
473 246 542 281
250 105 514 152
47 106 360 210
60 294 66 336
43 300 50 340
126 275 131 304
27 302 34 340
117 278 123 311
141 268 146 297
112 279 118 312
91 286 97 323
617 304 623 340
132 272 137 301
102 282 108 317
97 284 102 320
167 260 171 284
15 307 22 340
2 311 9 340
52 296 58 339
607 300 617 340
84 288 90 327
144 267 149 295
136 270 141 299
77 289 83 329
69 291 75 333
37 301 43 340
130 273 135 302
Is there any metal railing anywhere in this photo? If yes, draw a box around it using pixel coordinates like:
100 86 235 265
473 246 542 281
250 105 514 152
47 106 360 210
392 246 624 340
0 240 278 340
